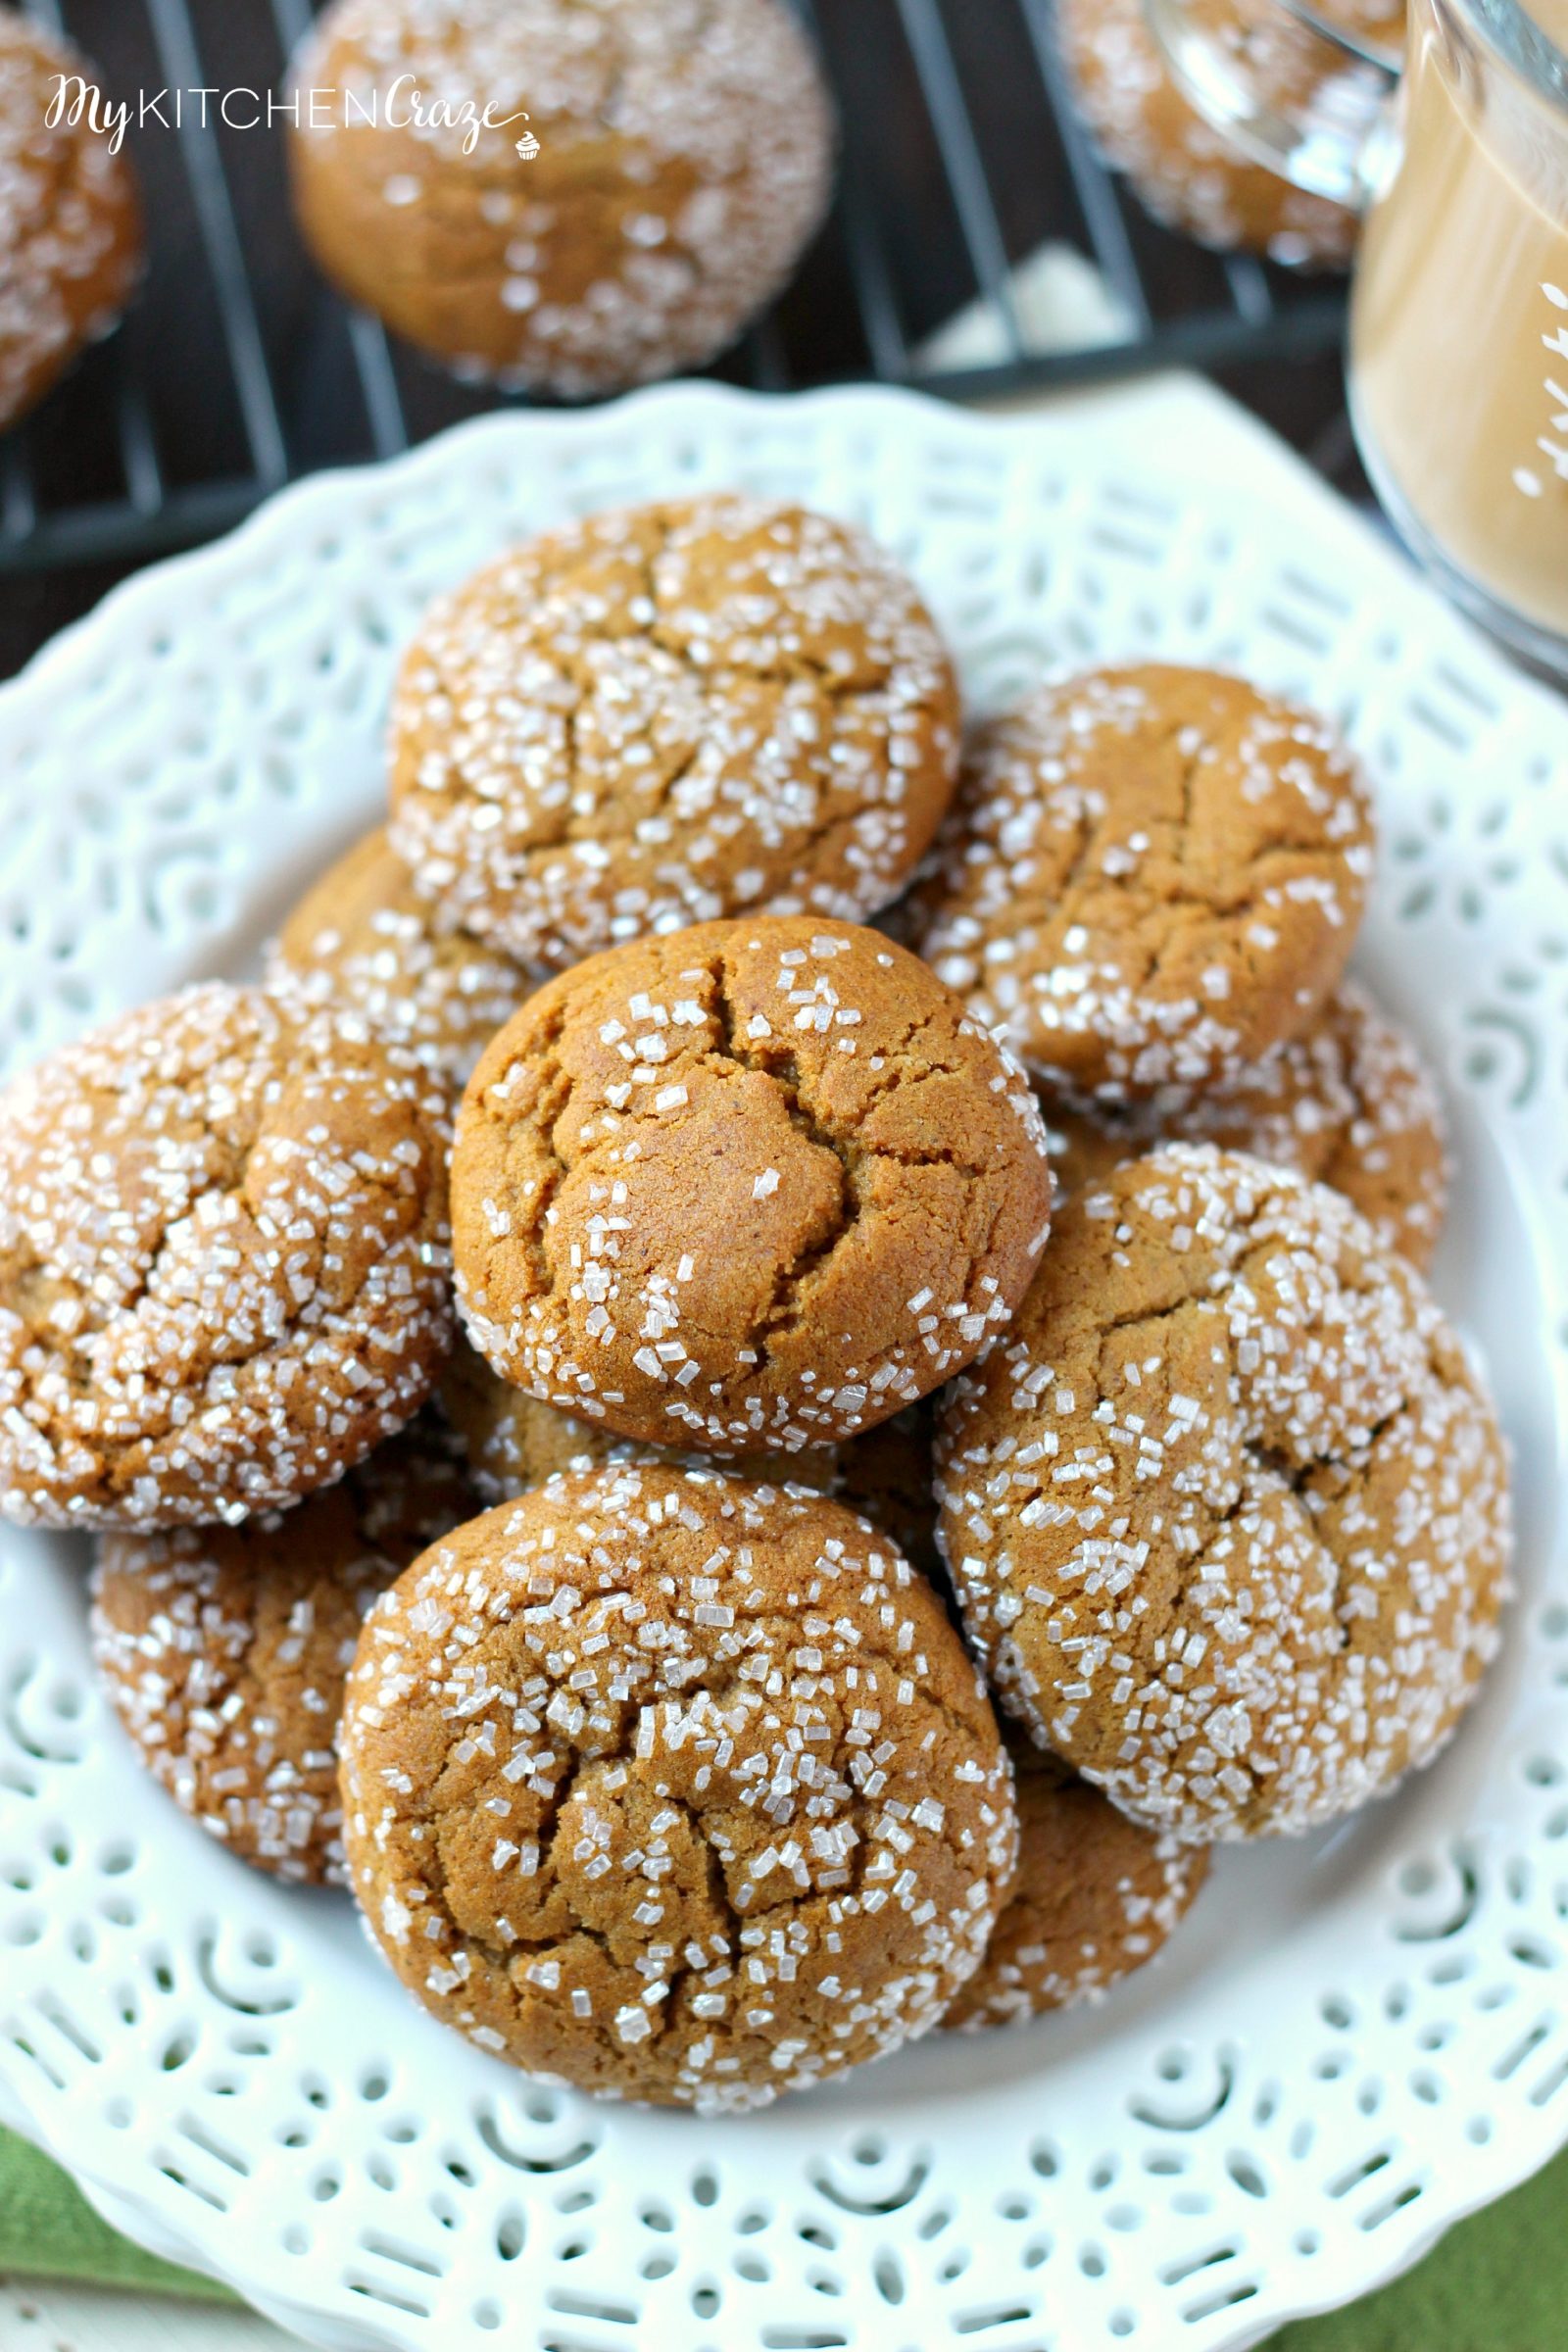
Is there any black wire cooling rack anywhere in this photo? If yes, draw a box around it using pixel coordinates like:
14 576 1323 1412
0 0 1348 574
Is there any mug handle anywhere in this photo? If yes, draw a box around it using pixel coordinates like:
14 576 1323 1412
1142 0 1404 209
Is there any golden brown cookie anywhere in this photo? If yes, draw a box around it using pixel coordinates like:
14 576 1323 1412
268 826 534 1089
1059 0 1367 268
450 917 1054 1453
339 1462 1017 2111
0 983 454 1531
388 496 960 971
89 1414 476 1886
1041 978 1448 1267
286 0 834 397
936 1145 1511 1842
945 1748 1208 2029
913 666 1375 1102
0 16 143 428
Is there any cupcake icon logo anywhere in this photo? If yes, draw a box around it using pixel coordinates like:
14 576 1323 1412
515 118 540 159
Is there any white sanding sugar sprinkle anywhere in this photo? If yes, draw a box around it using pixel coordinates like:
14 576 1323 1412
0 982 454 1532
935 1144 1512 1843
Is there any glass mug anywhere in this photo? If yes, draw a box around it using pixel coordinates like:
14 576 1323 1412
1146 0 1568 676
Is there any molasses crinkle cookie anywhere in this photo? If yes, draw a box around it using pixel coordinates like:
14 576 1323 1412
1042 978 1449 1268
913 665 1375 1102
268 825 534 1089
450 917 1054 1453
339 1463 1017 2111
945 1747 1208 2029
287 0 833 397
0 983 454 1531
90 1414 476 1885
388 496 960 970
1058 0 1363 269
0 15 143 428
936 1145 1511 1841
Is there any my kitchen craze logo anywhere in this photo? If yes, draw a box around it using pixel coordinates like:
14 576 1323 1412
45 73 541 158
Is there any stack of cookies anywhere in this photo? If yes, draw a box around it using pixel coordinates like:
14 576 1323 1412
0 491 1511 2116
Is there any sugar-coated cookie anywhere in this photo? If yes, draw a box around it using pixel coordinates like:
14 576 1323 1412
388 497 960 970
1059 0 1365 268
0 16 142 428
90 1414 476 1885
269 825 533 1089
945 1748 1207 2028
1042 978 1448 1267
0 983 454 1530
287 0 833 396
450 917 1054 1452
936 1146 1510 1841
913 666 1375 1102
339 1463 1017 2110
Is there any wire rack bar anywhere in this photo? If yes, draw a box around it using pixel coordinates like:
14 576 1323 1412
142 0 289 487
1014 0 1153 334
895 0 1028 361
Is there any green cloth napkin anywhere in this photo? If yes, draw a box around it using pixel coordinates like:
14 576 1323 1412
0 2128 235 2301
2 2122 1564 2342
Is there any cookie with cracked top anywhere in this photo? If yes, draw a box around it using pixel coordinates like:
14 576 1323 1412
1039 977 1448 1268
945 1746 1208 2029
387 495 960 971
936 1144 1511 1842
0 982 454 1531
286 0 834 398
338 1461 1017 2110
449 916 1054 1454
90 1412 477 1885
912 665 1376 1102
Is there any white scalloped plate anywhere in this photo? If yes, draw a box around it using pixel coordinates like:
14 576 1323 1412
1 379 1566 2352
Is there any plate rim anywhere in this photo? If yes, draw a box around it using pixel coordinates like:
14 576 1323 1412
1 373 1565 2352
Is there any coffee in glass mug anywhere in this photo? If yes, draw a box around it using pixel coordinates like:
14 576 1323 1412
1148 0 1568 675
